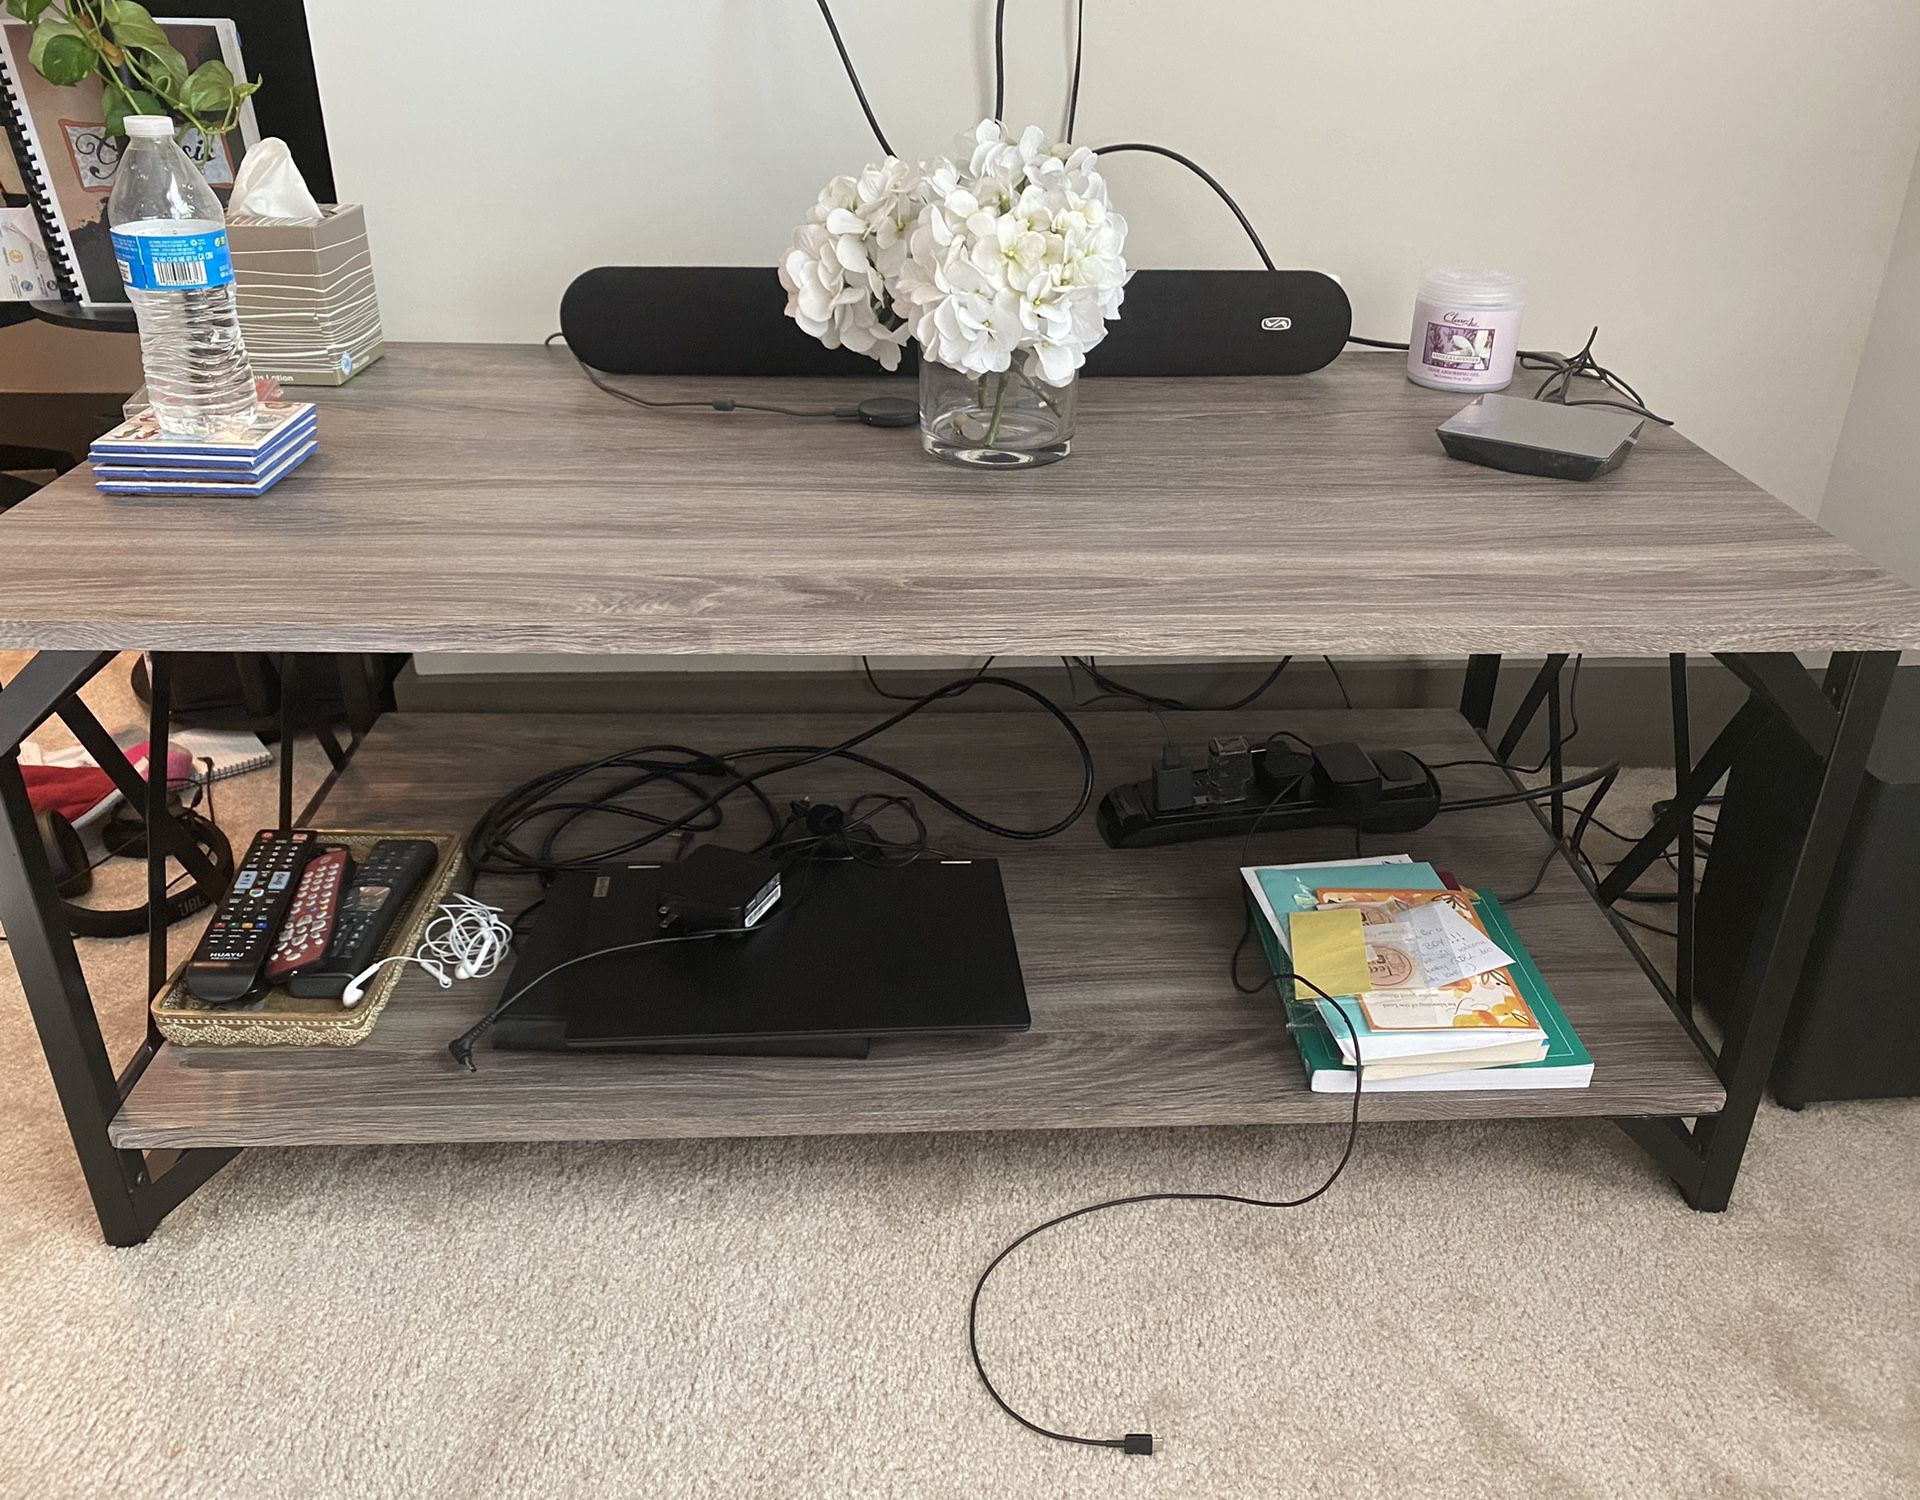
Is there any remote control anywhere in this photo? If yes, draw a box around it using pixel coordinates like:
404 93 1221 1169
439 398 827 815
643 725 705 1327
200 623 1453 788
263 847 354 984
186 828 321 1005
286 839 439 999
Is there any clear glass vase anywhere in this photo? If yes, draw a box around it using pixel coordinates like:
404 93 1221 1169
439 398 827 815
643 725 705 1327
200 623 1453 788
918 358 1076 468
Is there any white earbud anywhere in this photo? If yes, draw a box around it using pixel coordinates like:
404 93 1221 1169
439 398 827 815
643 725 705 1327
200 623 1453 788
334 896 512 1008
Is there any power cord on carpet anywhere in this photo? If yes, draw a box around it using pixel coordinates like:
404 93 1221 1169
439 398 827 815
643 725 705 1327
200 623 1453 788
968 963 1360 1457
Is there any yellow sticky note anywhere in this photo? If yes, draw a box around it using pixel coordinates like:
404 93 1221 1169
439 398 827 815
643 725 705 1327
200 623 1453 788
1287 907 1371 999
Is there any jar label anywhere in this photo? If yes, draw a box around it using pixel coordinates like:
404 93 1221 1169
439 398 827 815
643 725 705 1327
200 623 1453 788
110 228 235 292
1422 319 1497 372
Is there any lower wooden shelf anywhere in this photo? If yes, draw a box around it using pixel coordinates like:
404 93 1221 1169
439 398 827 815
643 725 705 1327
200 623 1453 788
110 706 1726 1150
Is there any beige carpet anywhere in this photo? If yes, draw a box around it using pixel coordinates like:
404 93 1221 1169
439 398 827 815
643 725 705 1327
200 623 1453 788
1 658 1916 1498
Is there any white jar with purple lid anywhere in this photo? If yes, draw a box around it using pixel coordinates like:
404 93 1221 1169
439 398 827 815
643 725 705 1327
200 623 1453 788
1407 268 1526 391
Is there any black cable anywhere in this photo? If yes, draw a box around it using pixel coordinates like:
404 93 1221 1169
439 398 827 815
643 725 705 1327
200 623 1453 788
1064 0 1085 138
1501 841 1560 906
467 673 1094 878
575 354 854 421
969 967 1359 1456
1521 327 1672 426
1067 656 1291 713
1433 760 1618 815
543 330 565 346
993 0 1007 120
1235 761 1314 871
1323 657 1354 709
1346 336 1409 351
1427 660 1585 779
766 792 935 868
1088 143 1274 270
861 655 996 702
814 0 893 156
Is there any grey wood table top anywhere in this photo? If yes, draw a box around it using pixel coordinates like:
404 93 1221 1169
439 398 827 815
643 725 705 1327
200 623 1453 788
6 343 1917 656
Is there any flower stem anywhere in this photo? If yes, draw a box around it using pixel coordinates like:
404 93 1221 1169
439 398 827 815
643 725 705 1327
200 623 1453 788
986 372 1009 446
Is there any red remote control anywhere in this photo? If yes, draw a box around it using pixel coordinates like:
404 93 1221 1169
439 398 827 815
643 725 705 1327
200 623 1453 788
264 848 354 984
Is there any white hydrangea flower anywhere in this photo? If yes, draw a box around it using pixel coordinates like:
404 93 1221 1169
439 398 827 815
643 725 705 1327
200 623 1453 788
781 123 1129 382
778 156 924 371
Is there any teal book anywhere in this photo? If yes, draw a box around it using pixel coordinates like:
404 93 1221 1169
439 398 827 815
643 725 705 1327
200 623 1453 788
1240 859 1444 950
1250 887 1594 1093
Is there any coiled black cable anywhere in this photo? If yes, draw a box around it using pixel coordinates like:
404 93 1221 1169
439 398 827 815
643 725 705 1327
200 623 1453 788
465 673 1095 879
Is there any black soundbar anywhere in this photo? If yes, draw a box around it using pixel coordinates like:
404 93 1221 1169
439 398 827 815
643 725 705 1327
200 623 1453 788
558 266 1351 378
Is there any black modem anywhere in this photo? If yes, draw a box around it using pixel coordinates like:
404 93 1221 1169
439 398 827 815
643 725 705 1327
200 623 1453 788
1437 393 1646 480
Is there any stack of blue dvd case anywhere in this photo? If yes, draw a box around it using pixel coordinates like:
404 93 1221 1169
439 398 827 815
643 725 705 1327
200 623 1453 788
89 402 318 496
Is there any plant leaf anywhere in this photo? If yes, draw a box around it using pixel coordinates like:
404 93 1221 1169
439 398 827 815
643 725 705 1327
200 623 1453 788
102 2 168 54
103 5 186 95
103 85 165 138
149 41 188 97
183 57 234 115
27 21 98 88
6 2 55 26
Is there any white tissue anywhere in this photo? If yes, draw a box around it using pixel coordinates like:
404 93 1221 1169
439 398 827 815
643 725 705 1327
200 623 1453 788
228 138 324 222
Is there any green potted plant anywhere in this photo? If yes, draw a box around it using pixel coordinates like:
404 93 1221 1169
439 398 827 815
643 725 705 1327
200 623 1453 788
5 1 259 161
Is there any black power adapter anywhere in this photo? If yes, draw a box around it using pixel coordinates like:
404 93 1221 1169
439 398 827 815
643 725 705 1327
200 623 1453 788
654 846 782 934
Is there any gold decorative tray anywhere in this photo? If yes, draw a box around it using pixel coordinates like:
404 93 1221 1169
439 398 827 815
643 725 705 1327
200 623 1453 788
153 830 467 1047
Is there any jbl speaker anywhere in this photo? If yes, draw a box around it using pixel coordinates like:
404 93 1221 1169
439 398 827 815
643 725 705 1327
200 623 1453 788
1695 667 1920 1105
558 266 1351 378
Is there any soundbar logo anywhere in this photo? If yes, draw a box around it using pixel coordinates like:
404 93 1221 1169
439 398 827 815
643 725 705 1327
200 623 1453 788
1260 316 1293 332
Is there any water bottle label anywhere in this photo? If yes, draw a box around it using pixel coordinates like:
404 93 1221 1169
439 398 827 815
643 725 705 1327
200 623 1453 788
110 228 235 292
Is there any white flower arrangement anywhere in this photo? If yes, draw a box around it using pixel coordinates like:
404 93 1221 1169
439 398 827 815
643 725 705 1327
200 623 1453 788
780 120 1129 384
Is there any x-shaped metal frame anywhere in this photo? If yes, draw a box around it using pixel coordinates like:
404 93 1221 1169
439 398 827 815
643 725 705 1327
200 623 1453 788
0 650 380 1243
1461 649 1899 1210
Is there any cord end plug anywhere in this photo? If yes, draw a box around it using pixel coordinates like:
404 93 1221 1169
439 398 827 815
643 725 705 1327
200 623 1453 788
1122 1433 1156 1456
447 1037 477 1072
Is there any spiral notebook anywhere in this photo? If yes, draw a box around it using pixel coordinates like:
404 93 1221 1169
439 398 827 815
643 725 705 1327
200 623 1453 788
0 17 257 305
169 727 274 783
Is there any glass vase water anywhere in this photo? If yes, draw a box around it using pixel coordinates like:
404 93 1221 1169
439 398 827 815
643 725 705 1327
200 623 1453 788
918 359 1076 468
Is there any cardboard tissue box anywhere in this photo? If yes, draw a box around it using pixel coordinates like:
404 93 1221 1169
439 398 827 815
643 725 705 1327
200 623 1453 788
228 204 384 385
224 140 383 385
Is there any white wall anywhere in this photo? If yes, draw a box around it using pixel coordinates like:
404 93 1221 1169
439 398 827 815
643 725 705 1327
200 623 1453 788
309 0 1920 518
1820 143 1920 589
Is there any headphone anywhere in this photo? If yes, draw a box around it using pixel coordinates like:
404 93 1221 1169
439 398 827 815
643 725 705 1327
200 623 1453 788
37 805 235 939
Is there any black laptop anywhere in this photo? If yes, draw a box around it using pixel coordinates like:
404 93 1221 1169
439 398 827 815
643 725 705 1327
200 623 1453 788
489 857 1031 1057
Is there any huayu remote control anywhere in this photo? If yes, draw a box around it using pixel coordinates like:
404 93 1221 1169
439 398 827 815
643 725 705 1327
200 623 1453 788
286 839 439 1000
186 828 321 1006
264 847 354 984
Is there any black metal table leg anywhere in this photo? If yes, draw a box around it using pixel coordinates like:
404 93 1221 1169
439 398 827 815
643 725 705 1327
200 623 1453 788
278 654 298 832
1468 646 1898 1212
0 652 238 1243
1683 650 1897 1210
1669 655 1696 1019
1460 654 1502 732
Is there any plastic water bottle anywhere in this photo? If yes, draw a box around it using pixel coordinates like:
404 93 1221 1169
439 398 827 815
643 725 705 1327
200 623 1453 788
107 115 257 437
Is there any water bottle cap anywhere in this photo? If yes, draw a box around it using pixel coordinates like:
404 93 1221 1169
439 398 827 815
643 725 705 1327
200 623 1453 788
124 116 176 139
